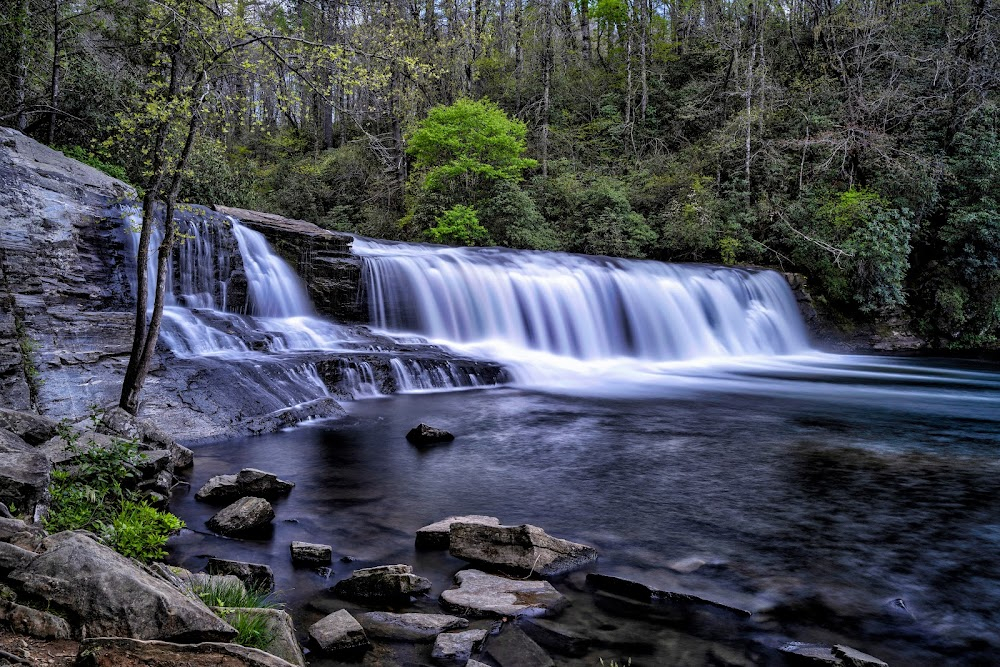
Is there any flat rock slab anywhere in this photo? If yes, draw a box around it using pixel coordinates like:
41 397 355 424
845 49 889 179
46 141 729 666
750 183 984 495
406 423 455 445
196 468 295 503
416 515 501 550
333 564 431 601
833 645 889 667
431 628 489 667
213 607 305 667
206 558 275 592
440 569 568 618
484 625 554 667
586 573 752 618
206 496 275 536
356 612 469 642
308 609 370 653
9 532 235 642
779 642 844 664
290 541 332 566
75 637 298 667
450 523 597 576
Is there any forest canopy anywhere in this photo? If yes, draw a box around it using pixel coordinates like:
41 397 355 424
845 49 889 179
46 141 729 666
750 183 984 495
1 0 998 347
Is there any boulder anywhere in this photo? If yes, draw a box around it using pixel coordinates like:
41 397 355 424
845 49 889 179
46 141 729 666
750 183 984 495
0 599 71 639
356 611 469 642
75 637 298 667
440 570 568 618
290 541 332 566
99 406 145 441
517 617 590 656
136 449 174 476
206 496 275 536
406 423 455 445
0 447 49 516
0 541 36 571
0 427 31 453
416 515 501 550
484 625 554 667
450 523 597 577
0 409 59 445
431 628 489 667
8 532 236 641
832 645 889 667
206 558 275 592
308 609 370 653
332 564 431 602
213 607 305 667
778 642 843 664
196 469 295 503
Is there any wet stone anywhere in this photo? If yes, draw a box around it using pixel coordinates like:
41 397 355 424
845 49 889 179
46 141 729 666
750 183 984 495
308 609 370 654
356 611 468 642
440 569 568 618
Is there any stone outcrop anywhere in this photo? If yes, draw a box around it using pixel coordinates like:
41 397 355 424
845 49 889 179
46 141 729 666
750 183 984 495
75 637 298 667
449 523 598 576
196 469 295 503
206 497 275 536
439 570 568 618
7 532 235 641
308 609 370 653
406 423 456 446
332 564 431 602
355 612 469 642
416 515 502 550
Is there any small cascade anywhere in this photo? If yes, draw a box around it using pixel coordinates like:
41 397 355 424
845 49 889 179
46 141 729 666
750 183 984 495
355 238 811 387
389 358 488 392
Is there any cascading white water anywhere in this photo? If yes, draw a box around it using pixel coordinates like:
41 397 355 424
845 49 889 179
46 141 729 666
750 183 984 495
356 239 809 365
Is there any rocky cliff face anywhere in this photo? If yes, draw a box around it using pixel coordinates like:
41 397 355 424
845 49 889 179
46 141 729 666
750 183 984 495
0 128 346 442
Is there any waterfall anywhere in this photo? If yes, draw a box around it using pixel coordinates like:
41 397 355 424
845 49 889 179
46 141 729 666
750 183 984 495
355 239 809 368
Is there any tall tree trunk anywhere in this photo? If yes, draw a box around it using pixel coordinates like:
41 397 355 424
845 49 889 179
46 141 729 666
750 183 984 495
514 0 523 106
639 0 649 120
48 0 60 145
14 0 30 132
580 0 591 62
541 0 553 177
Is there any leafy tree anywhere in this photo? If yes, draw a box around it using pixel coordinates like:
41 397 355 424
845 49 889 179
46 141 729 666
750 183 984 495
426 204 491 246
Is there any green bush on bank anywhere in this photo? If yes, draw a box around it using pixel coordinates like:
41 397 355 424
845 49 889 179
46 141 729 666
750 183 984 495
43 422 184 562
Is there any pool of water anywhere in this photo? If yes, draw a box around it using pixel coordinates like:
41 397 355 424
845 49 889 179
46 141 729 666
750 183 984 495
167 355 1000 666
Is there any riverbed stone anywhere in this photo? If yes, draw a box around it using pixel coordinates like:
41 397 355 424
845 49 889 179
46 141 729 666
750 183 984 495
484 625 555 667
290 540 332 566
517 617 591 656
450 523 598 576
406 423 455 445
832 645 889 667
206 496 275 536
308 609 370 653
196 468 295 503
213 607 306 667
0 409 59 445
416 515 501 550
440 569 569 618
75 637 299 667
0 599 71 639
9 531 236 641
206 557 275 592
332 564 431 601
431 628 489 667
356 611 469 642
779 642 843 664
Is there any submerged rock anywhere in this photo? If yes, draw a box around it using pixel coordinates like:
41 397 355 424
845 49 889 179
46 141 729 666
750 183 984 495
587 573 752 618
332 564 431 602
308 609 370 653
431 628 489 667
206 558 275 592
439 569 569 618
356 611 468 642
778 642 843 664
9 532 235 641
484 625 555 667
416 514 501 550
196 468 295 503
450 522 598 576
206 496 275 536
517 617 591 656
406 423 455 445
290 540 332 566
75 637 298 667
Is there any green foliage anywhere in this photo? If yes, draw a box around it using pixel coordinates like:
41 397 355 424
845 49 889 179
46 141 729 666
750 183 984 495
60 146 129 183
44 425 184 562
407 98 538 193
190 578 276 610
426 205 491 246
178 138 261 209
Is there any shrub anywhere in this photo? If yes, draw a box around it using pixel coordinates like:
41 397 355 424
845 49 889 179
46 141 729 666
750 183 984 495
60 145 129 183
426 205 492 246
